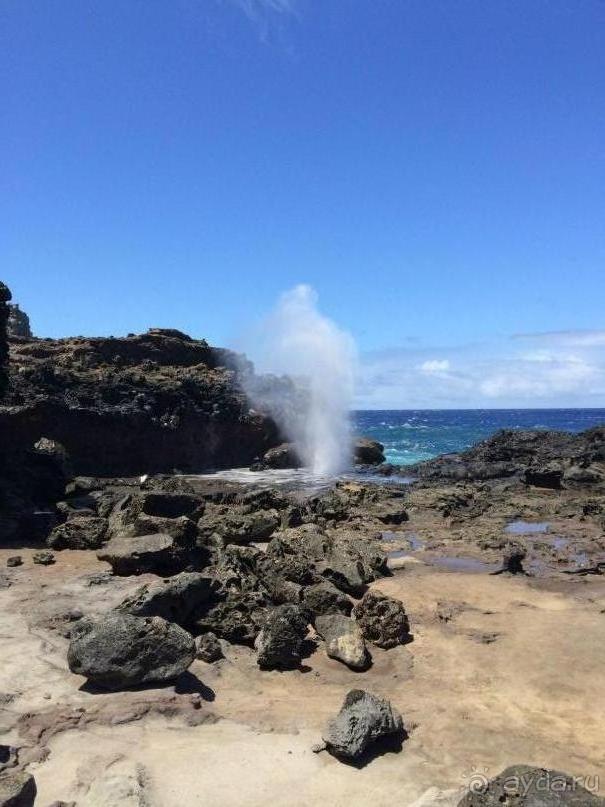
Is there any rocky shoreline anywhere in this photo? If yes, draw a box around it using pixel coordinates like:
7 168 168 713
0 289 604 806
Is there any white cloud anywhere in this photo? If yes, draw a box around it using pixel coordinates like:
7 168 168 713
514 329 605 348
419 359 450 374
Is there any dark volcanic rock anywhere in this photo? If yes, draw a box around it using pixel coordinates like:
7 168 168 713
195 591 268 645
32 550 55 566
198 508 280 545
6 556 22 568
352 590 412 648
48 516 108 550
457 764 605 807
0 282 11 401
322 689 404 761
354 438 386 465
492 544 527 576
97 532 185 576
302 581 353 619
0 770 37 807
524 463 563 489
117 572 216 627
195 632 224 662
261 443 301 470
67 612 195 690
3 329 280 476
315 613 370 670
254 604 309 670
6 304 32 339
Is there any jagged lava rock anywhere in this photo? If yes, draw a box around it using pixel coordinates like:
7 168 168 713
67 612 195 690
302 580 353 619
354 438 386 465
195 632 224 662
254 604 309 670
322 689 404 761
117 572 216 627
352 590 412 648
97 532 184 576
48 515 108 550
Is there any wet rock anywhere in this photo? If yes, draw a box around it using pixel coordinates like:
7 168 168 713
302 581 353 619
97 532 184 576
373 503 409 525
354 438 386 465
67 612 195 690
315 614 370 670
195 632 224 662
32 551 55 566
254 604 309 670
0 770 36 807
117 572 216 627
322 689 404 761
352 590 412 648
457 764 605 807
47 516 108 550
6 557 22 568
261 443 301 470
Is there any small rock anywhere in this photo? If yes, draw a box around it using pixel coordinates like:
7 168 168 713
195 632 224 663
47 516 108 550
32 551 55 566
315 614 370 670
0 771 37 807
302 581 352 619
492 544 526 575
6 557 22 568
322 689 404 761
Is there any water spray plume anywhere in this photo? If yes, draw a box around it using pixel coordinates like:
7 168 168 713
242 285 356 476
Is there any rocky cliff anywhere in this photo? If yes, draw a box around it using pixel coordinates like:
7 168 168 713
3 328 280 477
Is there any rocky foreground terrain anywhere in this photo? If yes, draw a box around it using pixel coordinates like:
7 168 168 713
1 288 604 807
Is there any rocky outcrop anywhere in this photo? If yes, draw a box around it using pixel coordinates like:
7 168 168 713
97 532 187 576
321 689 404 761
6 304 32 339
67 612 195 690
117 572 216 627
3 329 280 477
47 515 108 549
0 283 11 402
458 764 605 807
412 427 605 486
352 590 412 648
354 438 386 465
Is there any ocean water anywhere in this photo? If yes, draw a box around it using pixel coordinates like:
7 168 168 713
353 409 605 466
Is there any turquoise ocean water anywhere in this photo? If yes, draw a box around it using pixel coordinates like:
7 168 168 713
353 409 605 466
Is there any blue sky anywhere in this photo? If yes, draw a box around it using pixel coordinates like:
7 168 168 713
2 0 604 407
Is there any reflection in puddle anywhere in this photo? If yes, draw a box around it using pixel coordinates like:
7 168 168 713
505 521 550 535
382 531 425 551
430 556 499 573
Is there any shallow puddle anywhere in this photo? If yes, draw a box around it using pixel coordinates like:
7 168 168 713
505 520 550 535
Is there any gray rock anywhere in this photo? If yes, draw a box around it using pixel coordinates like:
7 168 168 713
302 581 352 619
322 689 403 760
67 612 195 690
199 510 280 545
32 551 55 566
195 591 268 646
352 590 411 648
262 443 301 469
0 771 36 807
354 438 385 465
97 532 181 576
6 557 22 568
195 632 224 662
48 516 108 550
254 604 309 670
457 764 605 807
117 572 216 627
315 614 370 670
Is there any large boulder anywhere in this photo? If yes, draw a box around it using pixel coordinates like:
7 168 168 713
48 516 108 550
254 604 309 670
315 614 370 670
67 612 195 690
354 438 386 465
116 572 216 627
457 764 605 807
0 771 36 807
262 443 301 469
322 689 404 760
97 532 185 576
195 591 268 646
199 509 280 545
352 590 411 648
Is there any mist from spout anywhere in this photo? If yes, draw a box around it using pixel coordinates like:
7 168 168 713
241 285 356 476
